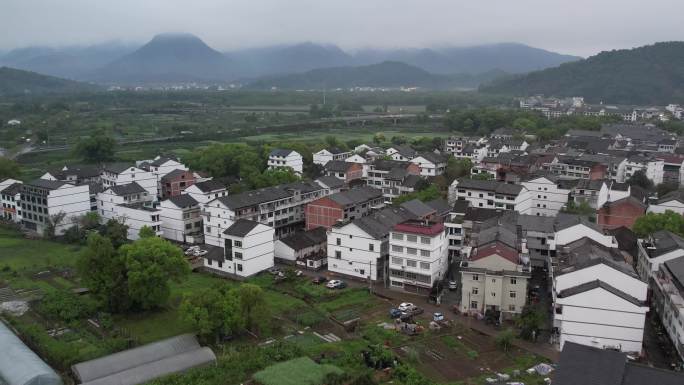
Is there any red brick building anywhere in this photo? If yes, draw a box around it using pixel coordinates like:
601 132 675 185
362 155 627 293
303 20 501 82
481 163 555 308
160 169 196 198
597 196 646 230
305 186 384 230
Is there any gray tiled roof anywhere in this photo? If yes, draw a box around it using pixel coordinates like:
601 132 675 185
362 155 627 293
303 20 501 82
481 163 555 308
192 179 225 193
25 178 69 190
279 227 327 250
664 257 684 294
270 148 294 157
0 182 22 195
161 169 190 181
557 280 645 307
315 176 345 189
400 199 435 218
455 178 524 195
349 206 415 239
217 182 323 210
103 163 135 174
646 230 684 258
327 186 382 207
109 182 146 196
324 160 351 173
223 219 261 237
167 194 198 208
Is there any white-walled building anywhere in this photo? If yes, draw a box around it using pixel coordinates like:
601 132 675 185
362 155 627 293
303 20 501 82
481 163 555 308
520 176 570 216
268 149 304 174
651 256 684 361
410 152 448 176
203 219 274 278
19 179 91 236
636 230 684 282
648 191 684 215
313 148 352 166
618 155 664 185
159 194 203 244
101 163 158 197
96 182 161 240
388 220 448 295
327 206 415 282
551 238 648 353
554 214 618 249
449 179 532 213
386 146 417 162
1 179 22 223
274 227 327 269
184 180 228 206
203 181 328 241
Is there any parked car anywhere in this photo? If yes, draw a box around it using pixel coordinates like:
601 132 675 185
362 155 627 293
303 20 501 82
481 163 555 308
194 249 208 257
433 312 445 322
448 280 458 290
389 308 403 319
326 280 347 289
312 276 327 284
295 270 303 277
398 302 415 312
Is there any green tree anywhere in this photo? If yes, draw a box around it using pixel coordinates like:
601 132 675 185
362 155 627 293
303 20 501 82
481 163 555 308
563 200 595 216
80 212 101 230
180 285 243 343
40 290 97 324
118 237 190 311
103 219 129 249
515 305 545 341
247 168 300 189
495 329 515 352
633 210 684 237
138 225 156 238
73 131 116 163
393 185 442 205
627 169 654 191
0 157 21 180
373 133 386 145
237 283 270 333
77 234 129 312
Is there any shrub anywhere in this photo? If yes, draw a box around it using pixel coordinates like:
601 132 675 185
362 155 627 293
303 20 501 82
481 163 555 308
496 329 515 352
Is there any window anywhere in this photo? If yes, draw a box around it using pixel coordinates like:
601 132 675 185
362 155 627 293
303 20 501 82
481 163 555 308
420 249 430 257
234 252 243 260
470 301 478 309
406 260 417 267
509 305 516 312
420 262 430 270
369 243 374 251
472 287 478 295
391 245 403 252
207 259 212 265
510 291 516 298
218 261 223 268
391 280 403 287
406 247 417 255
391 257 403 265
237 264 243 272
492 278 496 283
472 274 479 281
235 240 242 247
335 250 342 259
406 235 417 242
491 292 496 297
420 237 430 244
336 238 341 246
392 233 403 240
510 278 517 285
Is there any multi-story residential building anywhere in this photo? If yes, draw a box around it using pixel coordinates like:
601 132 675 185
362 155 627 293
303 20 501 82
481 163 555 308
648 190 684 215
203 181 328 242
459 223 531 318
445 201 469 261
551 238 648 353
314 176 346 195
618 154 664 185
559 179 607 209
101 163 158 197
454 145 488 164
160 169 196 199
323 160 364 183
520 175 570 216
19 179 91 236
651 256 684 361
159 194 203 244
139 156 188 177
97 182 162 240
267 149 303 174
313 147 352 166
0 179 22 223
449 178 532 213
388 220 448 295
327 206 415 283
184 179 228 206
543 156 608 180
365 159 422 203
202 219 275 278
636 230 684 282
305 186 384 230
410 152 448 176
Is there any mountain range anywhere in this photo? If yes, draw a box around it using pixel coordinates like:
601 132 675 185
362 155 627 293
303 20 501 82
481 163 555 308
480 42 684 105
0 66 99 96
0 33 580 87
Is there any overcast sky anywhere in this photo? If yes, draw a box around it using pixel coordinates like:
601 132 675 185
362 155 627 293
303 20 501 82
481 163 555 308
2 0 683 57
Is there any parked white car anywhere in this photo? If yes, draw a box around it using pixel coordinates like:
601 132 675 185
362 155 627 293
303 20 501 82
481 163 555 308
398 302 414 312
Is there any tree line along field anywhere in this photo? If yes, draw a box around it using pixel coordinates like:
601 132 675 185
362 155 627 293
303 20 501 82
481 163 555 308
0 224 549 385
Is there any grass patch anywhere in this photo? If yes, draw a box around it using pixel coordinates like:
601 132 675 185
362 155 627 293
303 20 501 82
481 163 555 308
115 307 194 344
253 357 343 385
315 288 374 313
0 226 81 272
